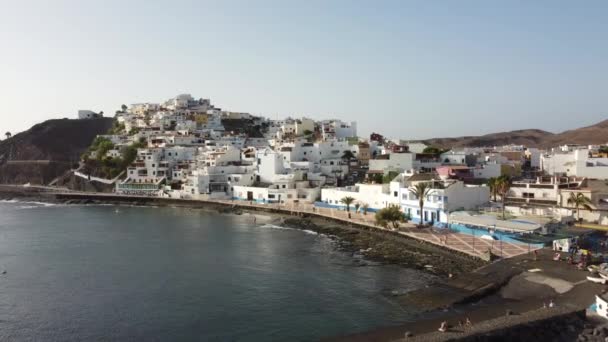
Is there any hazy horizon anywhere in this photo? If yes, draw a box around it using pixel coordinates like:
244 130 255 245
1 0 607 139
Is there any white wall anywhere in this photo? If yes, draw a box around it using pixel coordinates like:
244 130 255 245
369 153 414 173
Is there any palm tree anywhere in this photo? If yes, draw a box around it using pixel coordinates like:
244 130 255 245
409 182 432 225
567 192 593 222
496 176 511 219
5 131 11 139
487 177 499 202
362 203 369 216
354 203 361 214
340 196 355 212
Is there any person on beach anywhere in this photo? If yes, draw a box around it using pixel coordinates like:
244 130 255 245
465 317 472 329
438 321 448 332
549 299 554 308
253 216 257 224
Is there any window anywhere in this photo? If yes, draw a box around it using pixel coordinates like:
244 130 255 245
268 194 275 199
257 158 261 165
394 191 398 197
282 185 286 188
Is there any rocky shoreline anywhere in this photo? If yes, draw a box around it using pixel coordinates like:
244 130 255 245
281 216 485 277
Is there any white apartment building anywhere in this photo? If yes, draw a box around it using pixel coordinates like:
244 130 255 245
542 149 608 179
320 183 399 212
320 120 357 140
398 178 489 224
182 165 255 199
506 176 583 207
369 152 414 174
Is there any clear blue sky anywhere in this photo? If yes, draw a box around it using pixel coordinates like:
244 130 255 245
1 0 607 139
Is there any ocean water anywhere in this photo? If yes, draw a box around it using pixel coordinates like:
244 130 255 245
0 201 435 341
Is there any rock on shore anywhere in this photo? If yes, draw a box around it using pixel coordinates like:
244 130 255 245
281 217 485 277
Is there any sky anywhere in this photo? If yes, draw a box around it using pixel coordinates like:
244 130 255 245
0 0 607 140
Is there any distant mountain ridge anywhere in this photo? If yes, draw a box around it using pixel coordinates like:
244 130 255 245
423 119 608 149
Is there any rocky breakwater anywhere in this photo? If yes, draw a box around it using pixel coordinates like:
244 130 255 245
281 216 485 277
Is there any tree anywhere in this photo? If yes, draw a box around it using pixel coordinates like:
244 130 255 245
340 196 355 212
567 192 593 222
375 205 405 229
354 203 361 213
121 104 128 112
496 176 511 219
4 132 11 139
303 129 313 136
362 203 369 215
487 177 499 202
341 150 356 179
422 146 446 155
382 171 399 184
409 182 432 225
342 150 355 161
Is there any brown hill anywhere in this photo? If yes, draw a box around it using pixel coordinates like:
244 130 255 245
423 119 608 149
0 118 113 184
542 119 608 148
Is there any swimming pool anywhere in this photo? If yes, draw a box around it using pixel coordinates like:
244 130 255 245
443 223 545 248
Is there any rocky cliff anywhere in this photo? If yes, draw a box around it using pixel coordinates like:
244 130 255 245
0 118 114 184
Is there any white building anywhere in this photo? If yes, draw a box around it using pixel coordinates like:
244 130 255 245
406 142 428 154
368 153 414 174
320 120 357 140
320 183 399 212
506 176 584 207
472 162 502 179
542 149 608 179
398 177 490 224
78 110 100 119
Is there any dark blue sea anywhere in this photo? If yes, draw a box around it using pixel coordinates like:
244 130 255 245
0 201 435 341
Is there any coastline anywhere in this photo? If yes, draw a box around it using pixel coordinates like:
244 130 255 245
4 185 599 341
0 185 485 277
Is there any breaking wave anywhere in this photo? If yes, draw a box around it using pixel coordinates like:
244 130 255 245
257 224 318 235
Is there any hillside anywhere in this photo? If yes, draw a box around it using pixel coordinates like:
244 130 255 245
0 118 114 184
423 119 608 149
